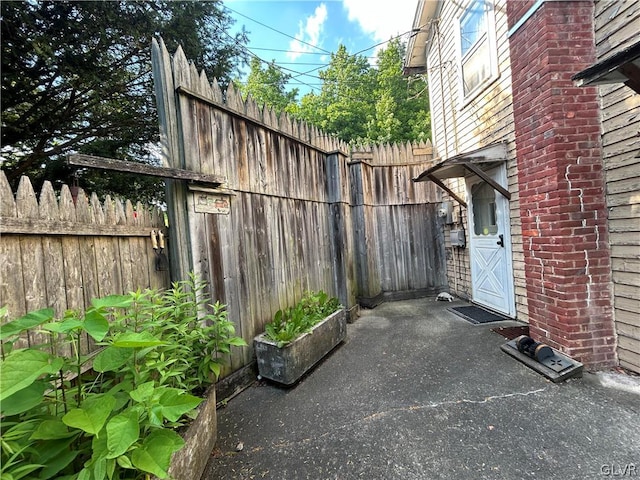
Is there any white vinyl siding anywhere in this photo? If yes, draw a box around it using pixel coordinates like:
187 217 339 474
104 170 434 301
426 0 527 321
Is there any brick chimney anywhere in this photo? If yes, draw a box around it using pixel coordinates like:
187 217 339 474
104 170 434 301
507 0 616 369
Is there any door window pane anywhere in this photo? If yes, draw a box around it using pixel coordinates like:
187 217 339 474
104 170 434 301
472 182 498 236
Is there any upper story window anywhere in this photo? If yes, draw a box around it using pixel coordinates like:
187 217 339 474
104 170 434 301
457 0 498 102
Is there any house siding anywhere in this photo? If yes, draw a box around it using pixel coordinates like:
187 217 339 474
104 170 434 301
425 0 528 321
594 0 640 373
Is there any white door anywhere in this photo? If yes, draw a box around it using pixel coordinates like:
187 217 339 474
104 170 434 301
466 165 515 317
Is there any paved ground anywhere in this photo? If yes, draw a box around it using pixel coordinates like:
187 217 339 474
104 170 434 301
203 298 640 480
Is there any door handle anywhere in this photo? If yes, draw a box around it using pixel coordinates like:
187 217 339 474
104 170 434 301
497 234 504 247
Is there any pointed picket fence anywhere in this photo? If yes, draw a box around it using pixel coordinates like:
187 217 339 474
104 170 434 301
0 171 169 353
151 37 446 377
153 38 347 164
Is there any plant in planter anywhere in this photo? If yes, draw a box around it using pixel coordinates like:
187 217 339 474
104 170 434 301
255 291 346 385
0 274 245 480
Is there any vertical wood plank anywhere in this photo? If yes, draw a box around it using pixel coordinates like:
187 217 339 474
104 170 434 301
16 177 47 346
75 189 99 353
205 215 225 304
0 170 16 218
94 234 123 299
0 236 25 322
220 207 248 369
236 194 254 340
0 173 23 322
39 181 67 317
253 194 271 327
57 185 84 318
152 39 191 282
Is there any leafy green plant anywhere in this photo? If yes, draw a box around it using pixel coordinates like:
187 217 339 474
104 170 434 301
98 275 246 393
264 291 341 347
0 275 245 480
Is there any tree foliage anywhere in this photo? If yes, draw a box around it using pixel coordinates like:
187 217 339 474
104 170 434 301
1 0 247 202
294 45 377 142
291 40 431 145
368 38 431 143
236 57 299 113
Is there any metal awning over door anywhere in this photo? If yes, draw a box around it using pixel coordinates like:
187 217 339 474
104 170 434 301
412 141 510 207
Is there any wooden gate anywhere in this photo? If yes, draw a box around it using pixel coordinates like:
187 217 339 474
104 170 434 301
151 39 446 376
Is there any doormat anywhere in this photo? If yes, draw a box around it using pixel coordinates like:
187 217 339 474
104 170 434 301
491 325 529 340
448 305 510 324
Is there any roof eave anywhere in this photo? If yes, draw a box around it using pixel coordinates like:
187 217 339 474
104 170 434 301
404 0 442 75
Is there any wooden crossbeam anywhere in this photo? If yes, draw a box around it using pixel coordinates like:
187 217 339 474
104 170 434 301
463 162 511 200
621 62 640 94
67 154 224 185
426 174 467 207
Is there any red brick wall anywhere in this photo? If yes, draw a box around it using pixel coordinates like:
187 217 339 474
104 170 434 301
507 0 538 27
507 0 616 369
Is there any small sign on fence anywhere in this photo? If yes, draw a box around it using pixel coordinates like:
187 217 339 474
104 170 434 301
189 186 231 215
192 192 230 214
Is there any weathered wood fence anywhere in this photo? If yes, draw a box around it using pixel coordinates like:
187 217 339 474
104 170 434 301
152 39 447 377
0 171 169 351
350 144 447 307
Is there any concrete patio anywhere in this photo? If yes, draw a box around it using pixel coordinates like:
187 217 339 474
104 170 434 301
204 298 640 480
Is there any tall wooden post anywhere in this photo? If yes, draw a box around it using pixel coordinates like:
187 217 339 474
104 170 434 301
151 38 192 282
326 151 358 319
348 156 382 307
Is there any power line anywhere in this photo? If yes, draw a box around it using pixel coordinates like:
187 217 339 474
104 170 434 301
219 9 433 99
284 28 416 82
250 47 326 55
273 62 332 66
209 16 324 93
352 28 414 57
241 45 324 92
224 5 332 55
251 46 375 60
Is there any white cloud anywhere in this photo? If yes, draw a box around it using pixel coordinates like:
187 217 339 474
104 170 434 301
342 0 417 44
287 3 328 61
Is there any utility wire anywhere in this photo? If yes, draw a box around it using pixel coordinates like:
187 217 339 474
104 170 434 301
286 26 419 81
224 5 332 55
217 9 434 99
274 62 334 66
211 17 323 92
251 46 375 61
241 45 324 92
251 47 330 55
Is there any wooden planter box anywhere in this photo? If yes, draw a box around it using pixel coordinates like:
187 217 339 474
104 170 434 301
164 385 217 480
254 309 347 385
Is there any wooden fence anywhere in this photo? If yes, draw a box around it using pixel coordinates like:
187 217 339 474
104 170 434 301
0 171 169 351
350 144 447 306
152 39 447 377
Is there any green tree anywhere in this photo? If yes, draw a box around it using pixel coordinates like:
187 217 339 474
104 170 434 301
1 0 247 202
236 57 299 113
367 38 431 143
295 45 376 143
295 41 430 145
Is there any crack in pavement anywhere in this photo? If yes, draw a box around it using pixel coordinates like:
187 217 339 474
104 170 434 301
362 387 548 421
260 387 548 452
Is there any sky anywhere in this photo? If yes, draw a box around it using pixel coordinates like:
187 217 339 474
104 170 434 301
224 0 420 98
